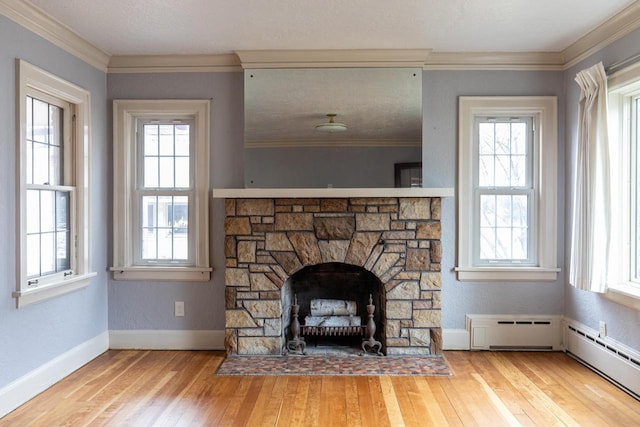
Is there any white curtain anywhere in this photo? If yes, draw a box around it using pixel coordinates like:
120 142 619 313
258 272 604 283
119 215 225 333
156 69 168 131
569 62 611 292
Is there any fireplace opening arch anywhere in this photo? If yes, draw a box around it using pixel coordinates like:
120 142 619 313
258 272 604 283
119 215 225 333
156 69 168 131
282 262 386 354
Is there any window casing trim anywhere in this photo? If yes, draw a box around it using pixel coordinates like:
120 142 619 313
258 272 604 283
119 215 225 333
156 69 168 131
14 59 94 307
606 66 640 305
111 99 211 281
456 96 559 282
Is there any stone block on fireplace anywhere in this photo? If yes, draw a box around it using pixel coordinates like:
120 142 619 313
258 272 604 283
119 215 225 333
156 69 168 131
222 196 443 356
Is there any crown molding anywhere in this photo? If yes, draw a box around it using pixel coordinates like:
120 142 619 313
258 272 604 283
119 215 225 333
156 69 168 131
562 1 640 70
245 139 421 149
235 49 432 69
4 0 640 74
0 0 110 71
424 52 564 71
108 54 242 73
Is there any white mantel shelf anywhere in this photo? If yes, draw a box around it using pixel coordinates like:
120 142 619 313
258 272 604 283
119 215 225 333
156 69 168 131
212 187 454 198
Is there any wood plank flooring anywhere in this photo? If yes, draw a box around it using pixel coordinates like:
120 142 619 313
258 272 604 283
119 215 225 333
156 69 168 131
1 350 638 426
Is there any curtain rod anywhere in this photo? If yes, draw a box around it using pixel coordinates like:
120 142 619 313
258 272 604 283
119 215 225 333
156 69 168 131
606 52 640 75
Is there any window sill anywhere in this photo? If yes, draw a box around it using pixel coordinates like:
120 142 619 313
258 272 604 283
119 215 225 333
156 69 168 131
455 266 560 282
111 266 212 282
12 272 96 308
604 285 640 311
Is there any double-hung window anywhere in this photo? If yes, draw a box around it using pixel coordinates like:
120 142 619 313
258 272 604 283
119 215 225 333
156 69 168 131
112 100 211 281
456 97 559 281
606 66 640 307
475 117 534 264
14 60 95 307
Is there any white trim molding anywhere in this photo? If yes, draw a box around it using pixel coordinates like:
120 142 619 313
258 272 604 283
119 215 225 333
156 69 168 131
456 96 559 282
109 330 225 350
111 99 212 282
236 49 432 69
424 52 564 71
0 331 108 418
108 54 242 73
0 0 110 71
442 329 471 350
4 1 640 72
561 1 640 70
14 59 96 308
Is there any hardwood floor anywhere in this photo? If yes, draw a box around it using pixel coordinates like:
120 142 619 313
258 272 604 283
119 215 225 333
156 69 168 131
1 350 638 426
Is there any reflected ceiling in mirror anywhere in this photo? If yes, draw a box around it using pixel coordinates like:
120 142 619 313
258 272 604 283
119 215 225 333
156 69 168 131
244 68 422 147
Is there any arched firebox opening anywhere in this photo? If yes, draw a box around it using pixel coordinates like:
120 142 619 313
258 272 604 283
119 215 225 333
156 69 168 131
282 262 386 355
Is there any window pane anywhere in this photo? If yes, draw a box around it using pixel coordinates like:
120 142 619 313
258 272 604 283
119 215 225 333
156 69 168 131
175 125 190 156
159 125 174 156
477 120 530 189
495 228 511 259
49 145 62 186
494 123 511 155
496 195 512 227
49 104 62 147
26 190 40 234
56 191 69 231
140 195 189 262
142 228 157 260
144 157 159 188
480 227 495 259
56 231 70 271
479 155 494 187
142 196 157 228
26 234 40 278
33 142 49 185
159 157 174 187
494 155 511 186
144 125 158 155
511 155 526 186
40 190 55 232
511 123 527 154
512 227 528 260
40 232 55 275
175 157 190 188
480 195 495 227
33 98 48 143
512 195 528 227
479 123 494 154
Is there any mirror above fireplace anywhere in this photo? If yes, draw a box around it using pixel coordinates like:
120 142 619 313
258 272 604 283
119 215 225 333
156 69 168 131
243 66 423 188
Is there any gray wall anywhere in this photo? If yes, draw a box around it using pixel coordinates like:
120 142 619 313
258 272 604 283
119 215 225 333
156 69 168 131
6 8 639 385
423 70 567 330
107 73 244 330
0 16 108 387
563 28 640 350
107 69 567 336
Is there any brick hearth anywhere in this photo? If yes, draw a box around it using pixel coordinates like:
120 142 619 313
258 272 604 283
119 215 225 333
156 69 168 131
223 197 442 356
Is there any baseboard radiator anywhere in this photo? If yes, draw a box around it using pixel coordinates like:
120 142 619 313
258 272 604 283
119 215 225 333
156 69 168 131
564 320 640 399
466 315 563 351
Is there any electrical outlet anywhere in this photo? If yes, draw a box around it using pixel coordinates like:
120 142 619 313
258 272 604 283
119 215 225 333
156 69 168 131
599 320 607 337
175 301 185 317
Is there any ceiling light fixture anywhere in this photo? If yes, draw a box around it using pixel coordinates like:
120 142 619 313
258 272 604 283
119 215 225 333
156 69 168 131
315 113 347 132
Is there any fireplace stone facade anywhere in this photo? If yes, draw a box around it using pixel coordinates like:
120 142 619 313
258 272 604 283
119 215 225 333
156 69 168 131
223 197 442 356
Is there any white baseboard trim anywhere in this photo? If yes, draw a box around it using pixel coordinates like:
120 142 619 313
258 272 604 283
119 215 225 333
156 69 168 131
443 328 470 350
109 329 225 350
0 331 109 418
563 318 640 398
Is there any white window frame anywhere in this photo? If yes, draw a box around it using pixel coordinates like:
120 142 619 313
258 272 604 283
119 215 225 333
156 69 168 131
14 59 95 308
605 64 640 309
112 100 211 281
456 96 559 281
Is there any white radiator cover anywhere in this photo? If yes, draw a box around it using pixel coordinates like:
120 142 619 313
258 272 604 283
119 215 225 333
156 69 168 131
466 314 563 350
564 319 640 398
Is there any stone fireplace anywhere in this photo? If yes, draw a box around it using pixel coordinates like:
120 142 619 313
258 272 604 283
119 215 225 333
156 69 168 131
222 194 443 356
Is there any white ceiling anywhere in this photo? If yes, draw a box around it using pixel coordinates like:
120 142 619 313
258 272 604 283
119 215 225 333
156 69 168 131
26 0 638 56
